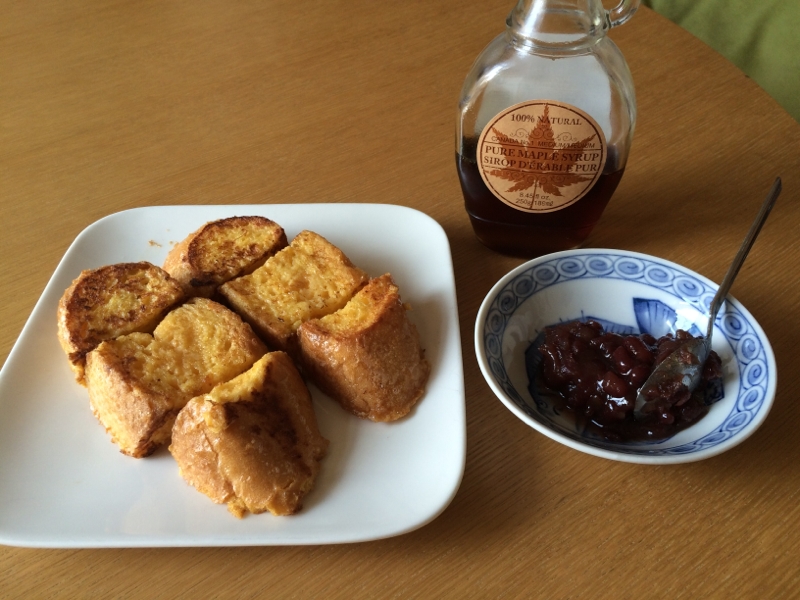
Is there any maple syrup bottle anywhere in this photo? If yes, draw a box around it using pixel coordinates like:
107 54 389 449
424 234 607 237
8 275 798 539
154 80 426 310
457 0 639 256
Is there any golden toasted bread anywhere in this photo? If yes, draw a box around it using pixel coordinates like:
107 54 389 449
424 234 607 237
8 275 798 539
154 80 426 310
219 230 368 355
57 262 185 385
298 274 430 422
85 298 266 458
163 216 288 298
169 352 329 517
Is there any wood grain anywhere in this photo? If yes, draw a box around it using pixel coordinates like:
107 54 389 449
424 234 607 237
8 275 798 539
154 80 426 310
2 1 799 598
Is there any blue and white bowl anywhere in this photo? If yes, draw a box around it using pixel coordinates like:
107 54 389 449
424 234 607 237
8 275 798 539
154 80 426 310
475 249 777 464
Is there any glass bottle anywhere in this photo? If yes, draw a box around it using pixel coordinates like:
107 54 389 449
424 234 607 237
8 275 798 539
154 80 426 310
456 0 639 257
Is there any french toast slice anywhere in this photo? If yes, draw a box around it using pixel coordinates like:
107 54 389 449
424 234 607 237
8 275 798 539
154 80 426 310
219 230 368 355
85 297 266 458
298 274 430 422
170 351 329 518
163 216 288 298
57 262 185 385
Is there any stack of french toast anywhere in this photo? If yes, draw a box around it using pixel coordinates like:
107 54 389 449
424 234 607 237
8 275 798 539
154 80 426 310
57 216 429 518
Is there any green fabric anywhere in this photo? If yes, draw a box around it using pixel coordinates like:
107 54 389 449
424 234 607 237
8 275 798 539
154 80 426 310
643 0 800 122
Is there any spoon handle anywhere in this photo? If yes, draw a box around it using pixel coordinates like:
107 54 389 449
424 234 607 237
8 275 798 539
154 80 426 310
704 177 782 337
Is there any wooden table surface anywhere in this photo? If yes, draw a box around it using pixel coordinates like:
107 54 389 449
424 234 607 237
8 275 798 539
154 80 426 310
2 1 799 597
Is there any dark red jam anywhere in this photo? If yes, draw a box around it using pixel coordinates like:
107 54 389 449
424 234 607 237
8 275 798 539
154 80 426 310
528 320 723 442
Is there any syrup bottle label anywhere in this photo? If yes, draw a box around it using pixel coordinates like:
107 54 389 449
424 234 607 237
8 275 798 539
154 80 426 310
476 100 608 213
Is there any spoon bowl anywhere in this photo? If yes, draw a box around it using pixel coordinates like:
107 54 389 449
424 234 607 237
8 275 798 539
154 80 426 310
634 178 782 419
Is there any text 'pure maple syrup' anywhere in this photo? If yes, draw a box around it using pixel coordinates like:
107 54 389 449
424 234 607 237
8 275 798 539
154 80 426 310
456 0 639 257
458 139 624 257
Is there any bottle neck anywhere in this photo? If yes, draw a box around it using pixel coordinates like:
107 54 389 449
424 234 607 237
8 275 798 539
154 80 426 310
506 0 610 51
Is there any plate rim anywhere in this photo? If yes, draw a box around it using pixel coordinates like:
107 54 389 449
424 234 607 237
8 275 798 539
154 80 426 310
0 203 466 547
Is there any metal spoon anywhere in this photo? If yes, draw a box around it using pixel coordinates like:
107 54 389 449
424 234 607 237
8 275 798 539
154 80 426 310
633 177 782 419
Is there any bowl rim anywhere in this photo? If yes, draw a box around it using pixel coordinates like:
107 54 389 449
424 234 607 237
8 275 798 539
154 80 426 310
474 248 777 464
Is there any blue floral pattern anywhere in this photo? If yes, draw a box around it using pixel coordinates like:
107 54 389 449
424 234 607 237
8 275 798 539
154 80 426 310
481 252 772 457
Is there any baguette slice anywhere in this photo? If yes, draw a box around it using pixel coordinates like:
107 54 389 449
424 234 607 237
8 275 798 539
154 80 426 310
85 298 266 458
298 274 430 422
219 230 368 355
163 216 288 298
170 352 329 518
57 262 185 385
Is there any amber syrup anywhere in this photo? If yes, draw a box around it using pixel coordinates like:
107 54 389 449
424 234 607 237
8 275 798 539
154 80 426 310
457 139 624 257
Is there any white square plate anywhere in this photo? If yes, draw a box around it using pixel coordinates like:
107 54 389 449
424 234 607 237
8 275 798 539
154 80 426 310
0 204 465 547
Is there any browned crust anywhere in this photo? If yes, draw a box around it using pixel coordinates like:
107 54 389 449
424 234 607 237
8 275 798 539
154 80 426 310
85 338 180 458
163 216 288 298
170 352 328 517
84 298 267 458
169 400 234 501
57 262 184 385
297 274 430 422
219 230 368 356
